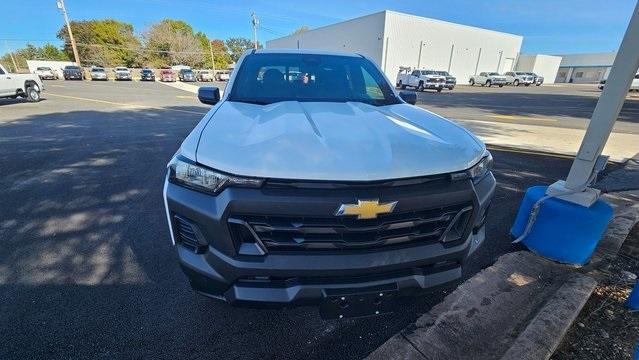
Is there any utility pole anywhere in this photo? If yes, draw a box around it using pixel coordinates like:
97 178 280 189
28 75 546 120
251 13 259 50
496 50 503 72
5 41 19 72
208 39 216 74
56 0 80 65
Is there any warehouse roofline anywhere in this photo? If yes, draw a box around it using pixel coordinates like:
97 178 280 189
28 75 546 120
267 10 522 45
384 10 523 40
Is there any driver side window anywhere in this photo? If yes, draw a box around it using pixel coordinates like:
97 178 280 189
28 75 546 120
411 70 420 77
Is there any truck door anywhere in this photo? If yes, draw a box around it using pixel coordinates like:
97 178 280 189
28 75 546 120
409 70 421 87
0 66 14 96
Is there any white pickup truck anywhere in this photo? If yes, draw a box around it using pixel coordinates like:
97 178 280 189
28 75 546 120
0 64 44 102
396 68 447 92
469 72 507 87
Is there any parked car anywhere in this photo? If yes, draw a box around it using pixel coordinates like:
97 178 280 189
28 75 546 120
396 68 447 92
90 66 108 81
160 69 175 82
113 67 132 81
63 65 83 80
0 63 44 102
34 67 58 80
528 72 544 86
215 70 231 81
599 73 639 91
140 68 155 81
163 49 495 317
197 70 214 82
178 69 196 82
469 72 507 87
435 70 457 90
503 71 534 86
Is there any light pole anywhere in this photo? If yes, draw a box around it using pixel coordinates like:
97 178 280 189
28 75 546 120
251 13 259 50
496 50 503 72
56 0 80 65
416 41 427 69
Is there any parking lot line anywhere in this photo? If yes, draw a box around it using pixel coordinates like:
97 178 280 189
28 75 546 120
46 92 207 115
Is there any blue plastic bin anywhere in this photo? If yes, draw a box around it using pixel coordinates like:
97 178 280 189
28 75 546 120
511 185 613 265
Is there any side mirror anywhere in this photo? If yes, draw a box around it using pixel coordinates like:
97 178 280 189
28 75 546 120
198 87 221 105
399 91 416 105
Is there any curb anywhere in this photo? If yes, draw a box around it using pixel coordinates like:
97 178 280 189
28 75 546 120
367 190 639 360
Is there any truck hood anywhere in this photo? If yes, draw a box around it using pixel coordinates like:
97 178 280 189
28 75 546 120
195 101 485 181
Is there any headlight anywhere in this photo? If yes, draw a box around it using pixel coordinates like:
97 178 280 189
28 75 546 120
451 151 493 182
168 155 264 195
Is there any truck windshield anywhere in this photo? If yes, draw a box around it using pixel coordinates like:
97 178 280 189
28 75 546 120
489 72 500 76
229 53 400 106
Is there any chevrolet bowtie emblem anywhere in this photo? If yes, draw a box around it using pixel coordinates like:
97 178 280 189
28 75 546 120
335 199 398 220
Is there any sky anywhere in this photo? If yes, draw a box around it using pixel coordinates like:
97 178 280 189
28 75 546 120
0 0 635 56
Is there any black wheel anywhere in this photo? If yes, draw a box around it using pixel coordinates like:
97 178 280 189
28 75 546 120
524 83 530 87
437 88 442 93
486 80 492 87
536 83 541 86
498 85 503 88
514 79 520 86
417 81 424 92
400 80 406 90
26 85 41 102
469 79 475 86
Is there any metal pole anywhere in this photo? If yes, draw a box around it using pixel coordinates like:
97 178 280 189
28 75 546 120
496 50 503 72
6 41 18 72
447 44 454 73
417 41 424 69
208 39 216 75
565 1 639 191
474 47 482 75
57 0 80 65
251 13 259 50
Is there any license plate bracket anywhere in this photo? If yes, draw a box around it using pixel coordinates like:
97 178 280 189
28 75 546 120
319 289 398 319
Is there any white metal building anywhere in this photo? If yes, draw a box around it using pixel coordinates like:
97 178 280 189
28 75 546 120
554 52 617 83
515 54 562 84
267 10 523 84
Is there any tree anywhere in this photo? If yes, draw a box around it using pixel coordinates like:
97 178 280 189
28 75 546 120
143 19 205 68
226 37 261 63
291 26 310 35
57 19 141 67
210 39 232 70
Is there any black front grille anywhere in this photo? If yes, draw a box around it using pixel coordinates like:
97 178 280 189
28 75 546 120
173 215 204 252
229 203 473 252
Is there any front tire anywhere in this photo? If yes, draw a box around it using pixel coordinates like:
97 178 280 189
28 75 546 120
499 84 503 88
486 80 492 87
26 85 41 102
417 81 424 92
513 79 519 86
437 88 442 93
469 79 475 86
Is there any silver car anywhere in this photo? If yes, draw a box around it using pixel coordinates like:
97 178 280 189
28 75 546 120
90 67 108 81
114 67 132 81
503 71 534 86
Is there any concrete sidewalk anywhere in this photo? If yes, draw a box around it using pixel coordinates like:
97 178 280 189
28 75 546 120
454 118 639 163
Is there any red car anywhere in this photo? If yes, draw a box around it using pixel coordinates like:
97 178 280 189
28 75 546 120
160 69 175 82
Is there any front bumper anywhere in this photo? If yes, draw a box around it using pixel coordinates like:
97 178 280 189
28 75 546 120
164 171 495 308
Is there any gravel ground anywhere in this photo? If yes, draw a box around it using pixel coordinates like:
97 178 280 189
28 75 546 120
553 224 639 360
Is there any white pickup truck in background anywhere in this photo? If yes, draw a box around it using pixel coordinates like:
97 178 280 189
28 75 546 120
0 64 44 102
396 67 447 92
469 72 507 87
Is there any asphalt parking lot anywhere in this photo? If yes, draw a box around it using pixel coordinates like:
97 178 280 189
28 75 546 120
0 80 625 359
